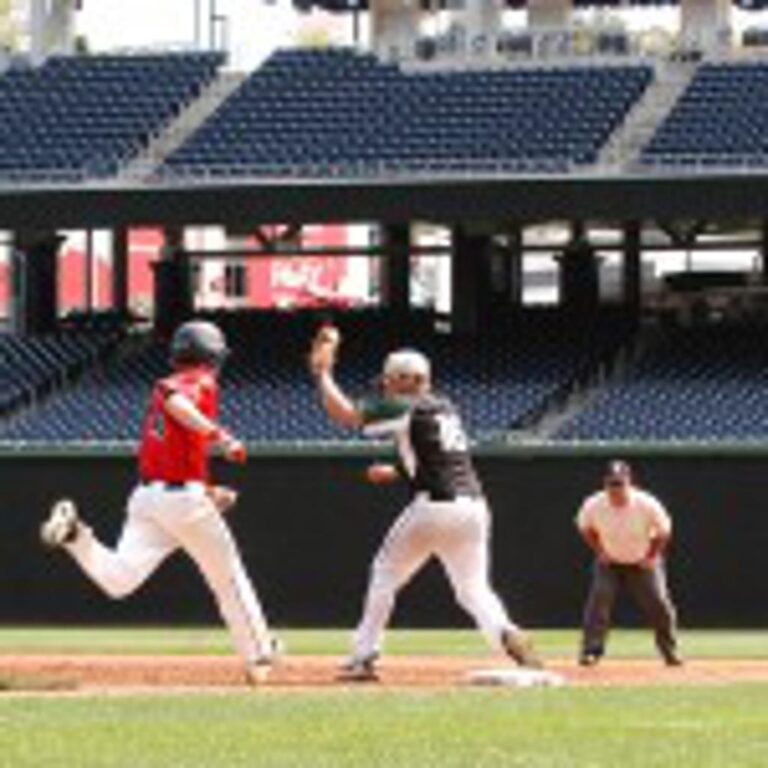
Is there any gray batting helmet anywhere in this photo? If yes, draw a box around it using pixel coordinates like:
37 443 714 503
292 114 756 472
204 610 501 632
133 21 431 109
170 320 230 368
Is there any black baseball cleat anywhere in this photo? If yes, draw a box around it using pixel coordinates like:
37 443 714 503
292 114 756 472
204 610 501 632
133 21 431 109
337 653 380 682
663 652 684 668
578 652 602 668
501 629 544 670
40 499 80 548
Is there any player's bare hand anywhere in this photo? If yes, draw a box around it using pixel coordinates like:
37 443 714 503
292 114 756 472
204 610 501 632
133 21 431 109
638 555 657 570
208 485 238 514
309 324 341 376
221 436 247 464
366 463 400 485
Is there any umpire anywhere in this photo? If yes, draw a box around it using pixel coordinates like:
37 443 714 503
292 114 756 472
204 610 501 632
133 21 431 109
575 460 682 667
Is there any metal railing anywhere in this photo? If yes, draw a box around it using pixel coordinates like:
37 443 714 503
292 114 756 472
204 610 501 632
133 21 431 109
3 438 768 458
2 152 768 191
393 26 734 70
630 154 768 176
0 157 581 189
150 157 581 184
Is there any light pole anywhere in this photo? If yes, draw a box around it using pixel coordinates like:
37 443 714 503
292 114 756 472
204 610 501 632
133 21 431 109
209 0 217 49
194 0 202 48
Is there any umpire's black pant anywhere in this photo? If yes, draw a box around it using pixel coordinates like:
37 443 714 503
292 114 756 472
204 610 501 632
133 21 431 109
581 559 678 662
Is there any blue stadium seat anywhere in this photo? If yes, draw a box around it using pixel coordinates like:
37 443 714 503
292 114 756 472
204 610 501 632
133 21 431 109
164 49 652 177
0 310 632 444
558 324 768 441
0 52 224 179
0 327 121 416
642 62 768 168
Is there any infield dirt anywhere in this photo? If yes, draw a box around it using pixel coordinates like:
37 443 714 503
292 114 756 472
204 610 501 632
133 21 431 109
1 655 767 693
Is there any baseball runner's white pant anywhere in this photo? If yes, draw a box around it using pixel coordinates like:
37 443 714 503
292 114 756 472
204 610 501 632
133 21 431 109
353 494 518 659
65 482 272 665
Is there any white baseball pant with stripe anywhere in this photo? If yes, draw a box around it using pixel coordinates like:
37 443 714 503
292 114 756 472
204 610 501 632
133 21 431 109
353 494 519 659
64 481 272 665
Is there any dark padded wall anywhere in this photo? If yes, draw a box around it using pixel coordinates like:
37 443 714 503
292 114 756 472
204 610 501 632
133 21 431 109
1 453 766 628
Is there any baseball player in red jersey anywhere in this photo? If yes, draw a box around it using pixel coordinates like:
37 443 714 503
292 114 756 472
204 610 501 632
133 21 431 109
40 320 277 684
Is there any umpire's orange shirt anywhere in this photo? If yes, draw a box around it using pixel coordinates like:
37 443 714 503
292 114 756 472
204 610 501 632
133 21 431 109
576 489 672 564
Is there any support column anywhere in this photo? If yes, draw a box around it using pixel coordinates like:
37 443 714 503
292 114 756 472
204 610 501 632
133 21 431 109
112 227 129 316
558 224 599 315
380 224 410 316
487 238 510 319
680 0 732 51
85 229 94 312
760 220 768 286
528 0 572 32
463 0 502 57
10 230 64 336
451 226 490 335
623 222 642 318
153 227 192 339
508 224 524 308
28 0 77 61
370 0 422 60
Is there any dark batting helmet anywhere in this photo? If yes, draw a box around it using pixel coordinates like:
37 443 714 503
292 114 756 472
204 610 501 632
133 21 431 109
170 320 230 368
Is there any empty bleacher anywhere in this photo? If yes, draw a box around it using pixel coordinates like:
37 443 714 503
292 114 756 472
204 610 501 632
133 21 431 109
558 324 768 441
0 310 631 444
642 62 768 168
0 327 121 417
0 52 223 178
164 48 653 177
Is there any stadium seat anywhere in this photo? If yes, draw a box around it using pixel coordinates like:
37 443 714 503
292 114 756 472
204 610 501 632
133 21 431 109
642 62 768 168
164 49 652 177
558 324 768 441
0 310 633 444
0 52 224 179
0 328 122 417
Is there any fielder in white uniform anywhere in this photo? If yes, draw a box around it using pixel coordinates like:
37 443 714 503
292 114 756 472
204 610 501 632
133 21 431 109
309 325 543 681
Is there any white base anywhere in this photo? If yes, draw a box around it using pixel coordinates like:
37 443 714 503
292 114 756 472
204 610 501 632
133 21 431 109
466 668 566 688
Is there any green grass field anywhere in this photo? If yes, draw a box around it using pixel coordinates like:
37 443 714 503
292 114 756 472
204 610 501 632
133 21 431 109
1 628 767 768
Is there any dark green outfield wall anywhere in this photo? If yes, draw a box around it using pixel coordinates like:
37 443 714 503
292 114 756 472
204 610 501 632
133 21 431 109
1 448 767 628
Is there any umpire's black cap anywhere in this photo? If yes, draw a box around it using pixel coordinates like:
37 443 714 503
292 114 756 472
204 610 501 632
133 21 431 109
604 460 632 483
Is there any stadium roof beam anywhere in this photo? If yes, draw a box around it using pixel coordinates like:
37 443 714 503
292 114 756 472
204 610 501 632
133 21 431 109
4 174 768 231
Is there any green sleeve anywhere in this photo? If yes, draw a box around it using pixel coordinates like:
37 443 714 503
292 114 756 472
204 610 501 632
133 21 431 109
359 397 411 439
360 397 410 425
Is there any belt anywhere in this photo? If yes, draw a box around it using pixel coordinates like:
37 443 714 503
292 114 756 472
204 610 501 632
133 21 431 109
414 491 483 504
140 480 195 490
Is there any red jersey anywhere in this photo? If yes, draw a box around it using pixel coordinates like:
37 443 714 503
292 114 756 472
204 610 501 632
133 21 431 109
138 366 219 484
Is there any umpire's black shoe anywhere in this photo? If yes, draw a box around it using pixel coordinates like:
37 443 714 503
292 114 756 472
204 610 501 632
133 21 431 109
502 629 544 670
663 652 684 668
578 652 602 668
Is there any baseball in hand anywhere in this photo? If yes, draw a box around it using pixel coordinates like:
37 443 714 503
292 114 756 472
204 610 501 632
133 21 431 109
317 324 340 347
310 324 341 375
